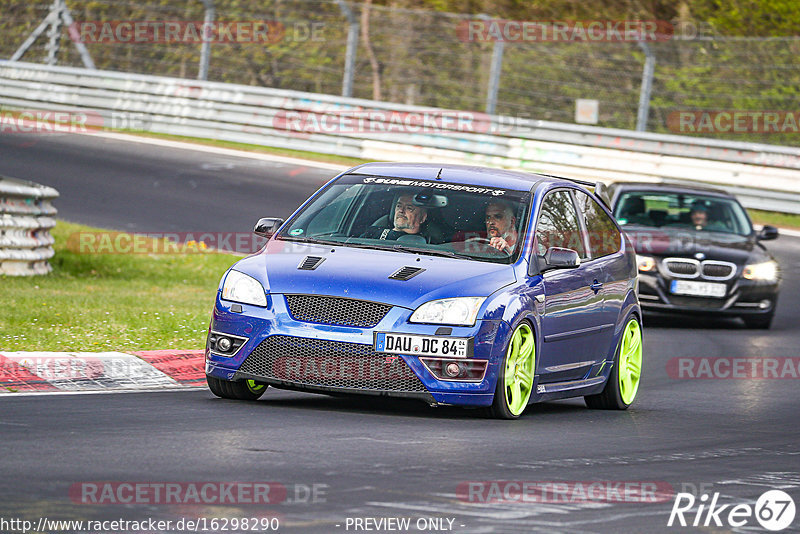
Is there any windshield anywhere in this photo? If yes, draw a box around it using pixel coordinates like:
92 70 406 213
277 174 531 264
614 191 753 236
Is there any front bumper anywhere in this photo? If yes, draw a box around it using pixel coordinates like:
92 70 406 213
205 292 506 407
638 271 779 316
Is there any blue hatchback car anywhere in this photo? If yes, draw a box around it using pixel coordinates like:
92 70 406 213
205 163 642 418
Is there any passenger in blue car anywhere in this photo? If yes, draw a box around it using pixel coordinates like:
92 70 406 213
485 200 519 254
361 193 430 241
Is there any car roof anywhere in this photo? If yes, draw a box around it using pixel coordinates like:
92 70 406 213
609 181 734 199
346 162 577 191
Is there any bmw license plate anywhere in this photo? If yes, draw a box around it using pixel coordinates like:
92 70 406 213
670 280 727 298
375 333 469 358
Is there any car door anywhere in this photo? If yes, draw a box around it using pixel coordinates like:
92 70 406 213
533 189 607 383
573 190 624 353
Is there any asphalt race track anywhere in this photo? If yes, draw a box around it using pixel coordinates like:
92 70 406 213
2 132 799 533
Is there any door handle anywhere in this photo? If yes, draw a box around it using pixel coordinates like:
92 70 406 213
590 280 603 293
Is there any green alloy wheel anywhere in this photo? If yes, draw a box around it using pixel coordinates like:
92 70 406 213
489 321 535 419
585 315 642 410
207 375 268 401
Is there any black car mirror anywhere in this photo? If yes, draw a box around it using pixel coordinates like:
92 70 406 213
757 225 779 241
254 217 284 238
541 247 581 271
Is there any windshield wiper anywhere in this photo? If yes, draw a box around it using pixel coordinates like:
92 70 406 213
390 244 465 259
279 236 342 246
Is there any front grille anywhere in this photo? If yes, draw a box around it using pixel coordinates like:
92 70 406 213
701 261 736 280
239 336 428 392
664 260 698 277
284 295 392 327
667 296 726 309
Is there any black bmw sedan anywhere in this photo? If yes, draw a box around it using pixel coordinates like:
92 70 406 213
603 182 780 328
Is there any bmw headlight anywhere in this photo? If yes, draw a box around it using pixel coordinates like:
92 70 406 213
409 297 487 326
221 270 267 307
636 254 656 272
743 261 778 281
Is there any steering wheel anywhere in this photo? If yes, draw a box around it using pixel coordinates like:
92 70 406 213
464 236 511 255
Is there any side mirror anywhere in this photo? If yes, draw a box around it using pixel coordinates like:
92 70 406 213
254 217 284 238
757 225 779 241
541 247 581 271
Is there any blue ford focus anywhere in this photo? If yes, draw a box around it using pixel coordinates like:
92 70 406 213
205 163 642 418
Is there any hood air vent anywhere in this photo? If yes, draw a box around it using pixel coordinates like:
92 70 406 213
389 266 425 281
298 256 325 270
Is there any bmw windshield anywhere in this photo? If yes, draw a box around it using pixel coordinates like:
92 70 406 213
277 174 531 264
614 191 753 237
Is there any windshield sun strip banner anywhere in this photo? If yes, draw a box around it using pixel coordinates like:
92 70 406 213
342 174 526 198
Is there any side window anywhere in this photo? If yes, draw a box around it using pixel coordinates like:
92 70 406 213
535 190 587 259
574 191 622 258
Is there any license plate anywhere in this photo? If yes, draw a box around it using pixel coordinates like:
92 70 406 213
670 280 727 298
375 333 469 358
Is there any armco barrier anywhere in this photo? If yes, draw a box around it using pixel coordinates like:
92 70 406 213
1 60 799 213
0 176 58 276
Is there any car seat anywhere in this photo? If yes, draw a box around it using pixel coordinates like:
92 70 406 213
618 196 647 224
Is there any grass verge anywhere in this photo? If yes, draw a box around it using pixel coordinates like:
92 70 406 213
747 209 800 231
0 221 238 352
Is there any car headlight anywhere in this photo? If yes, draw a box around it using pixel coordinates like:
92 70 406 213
409 297 487 326
221 270 267 307
743 261 778 281
636 255 656 272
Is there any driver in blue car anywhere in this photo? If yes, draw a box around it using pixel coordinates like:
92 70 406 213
361 194 429 241
485 200 519 253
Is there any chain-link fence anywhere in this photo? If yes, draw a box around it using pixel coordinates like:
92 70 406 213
3 0 800 145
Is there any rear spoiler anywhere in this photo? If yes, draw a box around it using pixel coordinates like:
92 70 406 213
535 173 612 209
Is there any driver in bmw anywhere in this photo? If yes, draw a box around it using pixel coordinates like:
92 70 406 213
485 200 518 253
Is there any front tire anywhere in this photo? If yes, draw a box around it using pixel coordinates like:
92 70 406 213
585 315 642 410
207 375 268 401
742 313 774 329
487 321 536 419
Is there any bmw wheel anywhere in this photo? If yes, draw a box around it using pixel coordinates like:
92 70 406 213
207 375 268 401
585 315 642 410
488 321 536 419
742 313 774 330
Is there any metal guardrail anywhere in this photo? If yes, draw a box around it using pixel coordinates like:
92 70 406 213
0 176 58 276
1 60 799 213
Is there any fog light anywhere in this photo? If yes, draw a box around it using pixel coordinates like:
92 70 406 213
445 362 461 377
759 299 771 310
217 336 232 352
